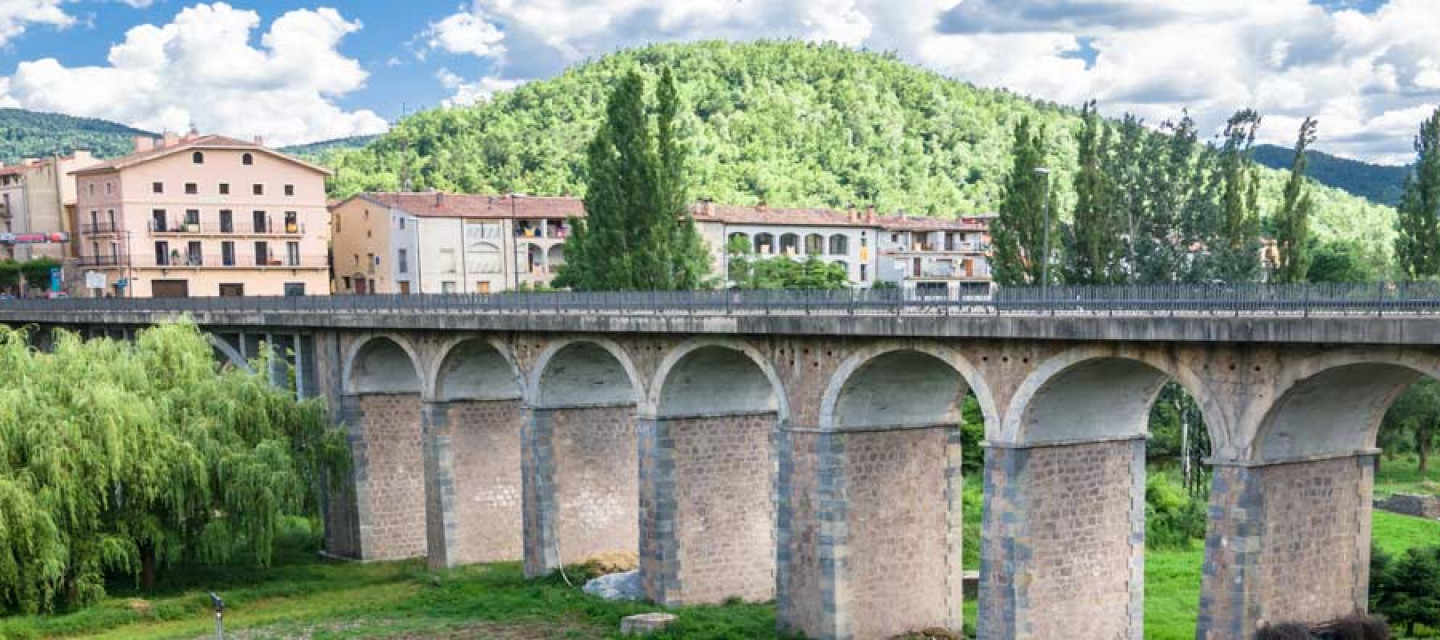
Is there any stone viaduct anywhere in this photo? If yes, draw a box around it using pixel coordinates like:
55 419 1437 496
6 296 1439 640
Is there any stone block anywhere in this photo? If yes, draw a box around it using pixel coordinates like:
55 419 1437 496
621 612 677 635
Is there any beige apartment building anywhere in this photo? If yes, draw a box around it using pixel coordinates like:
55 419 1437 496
330 192 579 294
73 133 332 298
0 150 102 263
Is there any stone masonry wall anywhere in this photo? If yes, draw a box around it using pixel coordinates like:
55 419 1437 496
551 405 639 564
980 439 1144 640
1199 455 1372 638
778 429 831 637
448 399 524 564
670 413 777 604
843 427 956 640
356 393 427 561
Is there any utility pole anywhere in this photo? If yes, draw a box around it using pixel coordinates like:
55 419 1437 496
510 193 525 291
399 103 412 192
1034 167 1053 291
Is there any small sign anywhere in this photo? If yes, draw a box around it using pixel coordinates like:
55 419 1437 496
85 271 107 290
49 267 61 293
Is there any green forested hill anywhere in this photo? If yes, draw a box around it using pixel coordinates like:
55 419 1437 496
1253 143 1409 206
324 40 1398 268
0 108 151 163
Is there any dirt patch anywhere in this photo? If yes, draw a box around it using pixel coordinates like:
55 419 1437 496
199 619 601 640
579 550 638 576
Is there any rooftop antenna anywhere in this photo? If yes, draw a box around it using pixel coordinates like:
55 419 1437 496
398 102 413 192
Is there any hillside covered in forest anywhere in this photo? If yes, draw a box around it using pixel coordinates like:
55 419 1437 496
325 40 1400 270
1253 143 1409 206
0 108 151 163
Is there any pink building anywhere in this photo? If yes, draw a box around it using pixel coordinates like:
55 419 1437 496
73 133 332 298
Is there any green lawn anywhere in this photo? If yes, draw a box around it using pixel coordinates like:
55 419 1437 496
4 471 1438 640
1376 453 1440 498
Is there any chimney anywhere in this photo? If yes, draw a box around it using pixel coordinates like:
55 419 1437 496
865 204 876 224
162 132 179 148
435 191 445 208
133 136 155 153
702 198 714 218
253 135 265 147
847 204 858 224
756 200 768 213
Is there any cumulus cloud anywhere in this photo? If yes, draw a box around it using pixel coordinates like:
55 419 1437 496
436 68 521 107
0 2 388 146
419 0 1440 164
426 9 504 57
0 0 73 46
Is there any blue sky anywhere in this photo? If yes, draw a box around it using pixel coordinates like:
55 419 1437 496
0 0 1434 164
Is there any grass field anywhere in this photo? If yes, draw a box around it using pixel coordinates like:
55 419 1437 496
1375 452 1440 498
3 462 1439 640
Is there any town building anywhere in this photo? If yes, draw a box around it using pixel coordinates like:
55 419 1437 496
0 150 102 264
330 193 579 295
72 133 333 298
330 192 993 295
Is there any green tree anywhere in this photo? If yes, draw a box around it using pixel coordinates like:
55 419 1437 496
736 255 848 290
1381 379 1440 473
0 323 347 613
724 234 754 286
1372 545 1440 637
1306 238 1374 283
1213 109 1264 283
1397 107 1440 280
1274 117 1319 284
992 117 1054 285
556 69 710 290
1066 101 1121 284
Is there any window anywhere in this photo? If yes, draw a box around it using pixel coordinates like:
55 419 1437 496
284 212 297 233
242 153 254 166
352 254 359 267
88 210 97 229
366 252 375 274
754 233 774 255
184 209 199 226
334 215 341 233
779 233 800 256
283 283 305 297
442 281 456 294
829 235 849 255
284 184 294 196
219 183 230 195
398 217 406 230
152 182 164 194
804 233 824 256
105 182 113 195
219 210 233 233
253 211 267 233
398 249 408 274
254 241 269 265
192 151 204 164
342 276 352 290
186 241 202 266
252 184 264 196
88 184 95 196
152 209 167 232
107 209 116 229
221 241 235 266
219 283 244 297
184 183 198 195
285 242 299 266
439 249 457 273
860 264 869 282
154 241 169 266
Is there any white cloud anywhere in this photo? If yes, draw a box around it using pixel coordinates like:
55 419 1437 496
0 0 73 46
426 9 504 57
417 0 1440 164
436 68 521 107
0 2 387 146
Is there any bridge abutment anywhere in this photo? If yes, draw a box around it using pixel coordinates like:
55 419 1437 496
1197 453 1375 638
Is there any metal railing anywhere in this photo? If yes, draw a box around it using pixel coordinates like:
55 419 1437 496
4 283 1440 316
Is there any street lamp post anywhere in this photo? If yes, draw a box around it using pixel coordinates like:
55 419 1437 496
509 193 524 292
1034 167 1053 292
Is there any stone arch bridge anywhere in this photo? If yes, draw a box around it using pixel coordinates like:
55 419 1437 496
6 292 1440 640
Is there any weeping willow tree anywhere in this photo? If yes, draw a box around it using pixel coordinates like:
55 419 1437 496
0 322 347 614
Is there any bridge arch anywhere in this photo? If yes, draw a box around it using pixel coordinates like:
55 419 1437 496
206 333 253 373
819 343 996 433
430 337 523 402
647 337 788 420
527 337 643 408
1247 347 1439 462
344 334 424 395
1000 345 1219 447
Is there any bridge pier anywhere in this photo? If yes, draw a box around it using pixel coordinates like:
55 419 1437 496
348 391 428 561
978 436 1146 640
422 399 525 569
1198 454 1377 637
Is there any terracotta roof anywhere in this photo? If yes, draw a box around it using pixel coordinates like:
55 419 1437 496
696 202 992 231
351 192 585 219
341 192 993 230
0 165 29 177
70 135 332 176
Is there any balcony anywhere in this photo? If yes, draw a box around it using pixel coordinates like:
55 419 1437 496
77 255 130 267
146 254 329 269
148 221 305 236
81 222 122 235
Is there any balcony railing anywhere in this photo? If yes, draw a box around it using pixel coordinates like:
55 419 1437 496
148 221 305 235
81 222 122 234
143 254 328 269
77 255 130 267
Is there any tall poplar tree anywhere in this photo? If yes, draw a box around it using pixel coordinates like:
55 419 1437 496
1397 106 1440 280
1067 101 1121 284
1214 109 1264 283
1274 117 1318 284
557 69 710 290
992 117 1054 285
